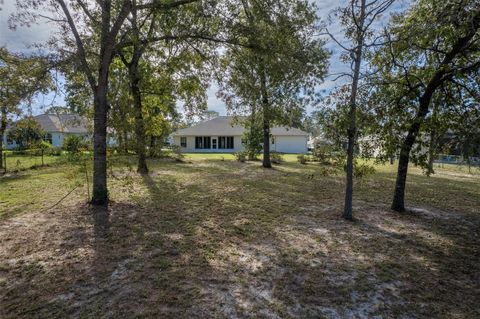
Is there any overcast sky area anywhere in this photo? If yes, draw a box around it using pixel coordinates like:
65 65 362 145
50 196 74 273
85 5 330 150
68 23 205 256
0 0 410 117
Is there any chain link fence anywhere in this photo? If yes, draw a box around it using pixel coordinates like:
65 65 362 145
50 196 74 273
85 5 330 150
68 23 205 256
434 154 480 166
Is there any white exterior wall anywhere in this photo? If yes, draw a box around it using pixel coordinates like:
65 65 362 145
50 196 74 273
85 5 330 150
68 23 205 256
272 135 308 154
174 135 243 153
173 134 308 154
2 132 90 149
2 133 18 149
52 132 64 147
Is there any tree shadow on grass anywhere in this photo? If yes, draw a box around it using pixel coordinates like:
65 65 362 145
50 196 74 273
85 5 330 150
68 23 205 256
1 161 479 318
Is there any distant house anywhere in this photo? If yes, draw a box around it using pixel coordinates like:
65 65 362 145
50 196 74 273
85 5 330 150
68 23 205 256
172 116 308 153
3 114 89 149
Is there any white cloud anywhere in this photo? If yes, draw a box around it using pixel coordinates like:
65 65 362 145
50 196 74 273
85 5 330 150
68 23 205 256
0 0 55 52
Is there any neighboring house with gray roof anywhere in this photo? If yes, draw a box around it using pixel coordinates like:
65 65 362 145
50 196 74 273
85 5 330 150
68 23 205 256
172 116 308 153
3 114 90 149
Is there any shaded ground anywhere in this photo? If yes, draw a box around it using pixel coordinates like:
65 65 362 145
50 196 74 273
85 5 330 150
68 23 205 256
0 157 479 318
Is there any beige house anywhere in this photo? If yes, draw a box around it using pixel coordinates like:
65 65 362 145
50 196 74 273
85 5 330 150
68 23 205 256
172 116 308 153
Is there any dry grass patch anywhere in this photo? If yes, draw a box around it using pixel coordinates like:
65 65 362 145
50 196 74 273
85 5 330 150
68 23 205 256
0 158 479 318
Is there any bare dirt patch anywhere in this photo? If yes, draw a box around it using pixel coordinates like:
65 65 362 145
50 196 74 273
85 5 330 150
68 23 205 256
0 159 479 318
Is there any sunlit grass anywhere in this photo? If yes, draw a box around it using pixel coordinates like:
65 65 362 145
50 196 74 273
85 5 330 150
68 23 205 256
1 155 479 318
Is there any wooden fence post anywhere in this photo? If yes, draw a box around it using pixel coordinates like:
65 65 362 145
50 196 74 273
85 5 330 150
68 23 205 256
3 152 6 173
41 149 44 167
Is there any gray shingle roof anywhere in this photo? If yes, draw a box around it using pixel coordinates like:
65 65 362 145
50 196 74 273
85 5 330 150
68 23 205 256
173 116 308 136
34 114 89 134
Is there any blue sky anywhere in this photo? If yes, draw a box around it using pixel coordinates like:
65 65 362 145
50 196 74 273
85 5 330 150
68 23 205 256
0 0 410 117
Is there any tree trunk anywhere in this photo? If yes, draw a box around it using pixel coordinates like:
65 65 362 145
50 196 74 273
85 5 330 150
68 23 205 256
0 106 6 170
262 115 271 168
57 0 133 206
91 81 109 205
117 129 124 154
259 64 271 168
123 130 128 154
426 102 439 177
391 13 480 211
248 103 257 161
121 3 151 174
391 99 429 212
91 24 116 205
343 0 365 221
426 130 436 177
149 136 156 157
129 63 148 174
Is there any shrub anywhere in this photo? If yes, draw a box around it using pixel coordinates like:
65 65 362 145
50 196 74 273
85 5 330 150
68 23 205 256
270 152 284 164
235 151 247 162
312 143 344 165
62 135 85 154
241 125 263 160
49 148 63 156
353 162 376 178
39 140 53 151
297 154 308 164
7 117 44 149
170 145 184 162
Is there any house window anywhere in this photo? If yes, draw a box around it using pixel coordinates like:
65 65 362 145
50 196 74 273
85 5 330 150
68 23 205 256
212 138 217 149
195 136 202 149
219 136 225 149
180 137 187 147
218 136 234 149
195 136 211 149
227 136 234 149
271 137 275 144
44 133 53 144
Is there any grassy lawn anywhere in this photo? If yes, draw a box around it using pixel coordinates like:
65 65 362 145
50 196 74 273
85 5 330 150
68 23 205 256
181 152 301 162
2 154 64 171
0 156 479 318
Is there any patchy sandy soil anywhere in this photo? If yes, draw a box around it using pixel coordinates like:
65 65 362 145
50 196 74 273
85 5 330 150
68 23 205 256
0 159 479 318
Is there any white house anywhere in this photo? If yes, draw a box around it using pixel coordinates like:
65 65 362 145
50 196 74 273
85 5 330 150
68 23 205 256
172 116 308 153
3 114 89 149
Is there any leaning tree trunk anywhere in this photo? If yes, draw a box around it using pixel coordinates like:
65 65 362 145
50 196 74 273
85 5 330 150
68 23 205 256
426 130 436 176
426 102 439 177
343 0 365 221
391 12 480 212
391 95 432 212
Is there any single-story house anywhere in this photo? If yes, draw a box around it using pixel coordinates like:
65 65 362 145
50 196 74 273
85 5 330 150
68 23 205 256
172 116 309 153
3 113 89 149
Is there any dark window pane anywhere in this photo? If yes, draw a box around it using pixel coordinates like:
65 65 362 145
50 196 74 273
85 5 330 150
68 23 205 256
195 136 203 149
203 136 211 149
226 136 234 149
219 136 225 149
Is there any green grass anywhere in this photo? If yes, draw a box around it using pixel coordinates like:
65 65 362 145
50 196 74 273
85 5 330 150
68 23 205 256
2 154 63 171
182 152 304 162
0 156 479 318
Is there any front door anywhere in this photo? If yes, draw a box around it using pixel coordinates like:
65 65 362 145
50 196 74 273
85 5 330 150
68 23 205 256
212 138 217 149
